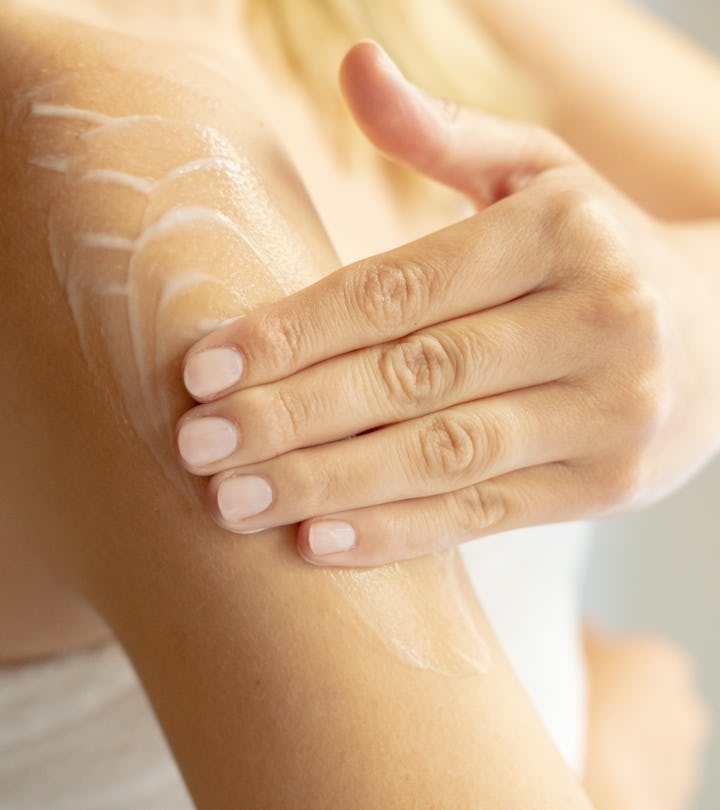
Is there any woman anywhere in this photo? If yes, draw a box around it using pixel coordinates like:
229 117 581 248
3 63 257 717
0 0 712 807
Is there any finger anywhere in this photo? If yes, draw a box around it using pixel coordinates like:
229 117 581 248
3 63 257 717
182 40 582 403
182 186 565 402
339 40 577 207
296 461 596 567
177 290 585 474
204 382 590 534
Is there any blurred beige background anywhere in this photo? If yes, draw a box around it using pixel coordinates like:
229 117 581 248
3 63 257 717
583 8 720 809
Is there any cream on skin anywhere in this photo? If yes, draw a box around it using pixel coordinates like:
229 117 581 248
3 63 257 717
327 549 490 677
14 78 491 679
19 85 315 489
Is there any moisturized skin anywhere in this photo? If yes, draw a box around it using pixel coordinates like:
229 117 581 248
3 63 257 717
7 68 492 679
11 75 318 488
328 549 490 676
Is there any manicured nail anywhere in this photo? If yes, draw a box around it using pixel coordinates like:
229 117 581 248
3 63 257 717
178 417 237 467
217 475 273 522
308 521 356 556
184 347 243 399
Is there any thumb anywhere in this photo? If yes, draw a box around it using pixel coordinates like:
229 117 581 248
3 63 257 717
339 40 577 208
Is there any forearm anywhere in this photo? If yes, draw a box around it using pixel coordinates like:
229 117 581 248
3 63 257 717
110 527 583 808
467 0 720 219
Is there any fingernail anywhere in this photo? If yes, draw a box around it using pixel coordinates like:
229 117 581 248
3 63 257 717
184 347 243 399
178 417 237 466
308 521 356 556
217 475 273 522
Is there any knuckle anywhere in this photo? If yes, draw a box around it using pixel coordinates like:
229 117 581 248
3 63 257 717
417 414 484 484
270 385 310 449
622 281 668 368
378 334 460 408
578 274 671 452
586 270 666 350
595 454 647 511
624 367 668 445
594 351 668 459
620 286 670 434
256 310 306 374
452 481 507 536
538 180 626 273
540 183 596 238
350 256 433 333
579 277 670 459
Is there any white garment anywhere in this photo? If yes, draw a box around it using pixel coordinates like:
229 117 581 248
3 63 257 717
0 523 591 808
0 643 194 810
460 521 592 772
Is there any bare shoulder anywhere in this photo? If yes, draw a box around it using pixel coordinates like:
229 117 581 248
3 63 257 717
0 0 335 497
0 3 335 656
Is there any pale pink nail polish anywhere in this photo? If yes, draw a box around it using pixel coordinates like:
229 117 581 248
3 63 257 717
308 521 356 556
178 417 237 467
184 347 243 399
217 476 273 522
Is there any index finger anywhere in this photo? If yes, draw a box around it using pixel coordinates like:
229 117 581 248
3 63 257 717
182 190 558 402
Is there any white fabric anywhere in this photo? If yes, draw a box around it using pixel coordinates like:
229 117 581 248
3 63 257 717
460 521 592 772
0 523 591 807
0 642 194 809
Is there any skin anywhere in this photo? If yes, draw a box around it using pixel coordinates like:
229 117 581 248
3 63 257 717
583 629 711 810
0 4 598 809
0 2 709 809
179 40 720 567
463 0 720 219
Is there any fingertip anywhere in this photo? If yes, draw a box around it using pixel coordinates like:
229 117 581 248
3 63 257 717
339 40 378 78
340 39 402 83
342 53 443 177
297 519 360 566
296 521 322 566
296 546 323 566
339 39 406 114
182 345 244 401
182 315 248 400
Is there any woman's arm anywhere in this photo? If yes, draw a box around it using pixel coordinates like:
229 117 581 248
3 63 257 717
465 0 720 219
0 7 595 809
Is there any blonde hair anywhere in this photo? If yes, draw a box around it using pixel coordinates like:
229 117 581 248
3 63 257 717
243 0 548 194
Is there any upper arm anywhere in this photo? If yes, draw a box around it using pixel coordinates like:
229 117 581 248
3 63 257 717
1 7 593 808
466 0 720 218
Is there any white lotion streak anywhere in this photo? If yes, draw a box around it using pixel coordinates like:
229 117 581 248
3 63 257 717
79 168 155 195
31 102 115 126
24 93 292 490
77 232 135 252
29 155 70 172
159 271 219 309
23 89 490 681
133 205 261 254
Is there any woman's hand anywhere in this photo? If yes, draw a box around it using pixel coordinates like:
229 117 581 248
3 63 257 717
175 42 720 565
